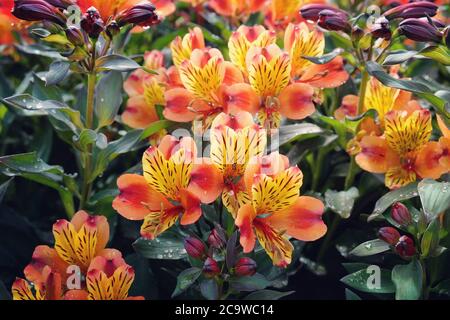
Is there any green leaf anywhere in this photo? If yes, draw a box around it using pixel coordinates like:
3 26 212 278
171 267 202 298
418 45 450 66
325 187 359 219
3 94 83 134
95 54 141 72
229 273 271 292
392 259 423 300
383 50 418 66
140 120 173 139
302 48 344 64
316 115 348 148
349 239 390 257
345 289 361 300
72 129 107 151
244 289 294 300
270 123 323 151
421 219 440 258
95 71 123 128
199 279 219 300
418 179 450 222
341 268 395 293
368 182 418 221
91 130 143 181
45 61 70 86
0 178 13 204
431 279 450 297
133 233 187 260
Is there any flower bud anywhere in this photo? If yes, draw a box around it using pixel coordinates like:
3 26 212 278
234 257 257 276
351 26 364 42
207 228 226 249
45 0 73 8
80 7 104 38
398 18 443 43
384 2 438 20
65 26 85 47
203 257 220 277
106 21 120 39
184 236 206 259
391 202 413 227
378 227 401 245
318 9 351 32
370 16 391 40
116 3 160 27
395 235 416 257
12 0 66 26
300 4 348 22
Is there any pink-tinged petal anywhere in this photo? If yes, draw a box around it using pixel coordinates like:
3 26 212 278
113 174 172 220
334 95 358 120
211 111 256 130
153 0 176 17
180 188 202 225
122 96 159 129
188 158 224 204
356 135 399 173
266 196 327 241
300 57 349 88
223 62 244 85
222 83 260 115
235 204 257 253
163 88 197 122
124 69 146 96
209 0 234 16
279 83 315 120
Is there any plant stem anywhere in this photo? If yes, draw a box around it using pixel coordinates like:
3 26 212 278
312 148 326 192
79 72 96 210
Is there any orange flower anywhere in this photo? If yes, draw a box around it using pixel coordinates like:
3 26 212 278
334 95 358 120
164 47 258 128
264 0 323 31
236 152 326 266
170 26 205 67
245 43 316 128
208 0 266 18
12 211 141 300
122 50 181 129
210 112 267 216
355 107 448 188
113 135 223 239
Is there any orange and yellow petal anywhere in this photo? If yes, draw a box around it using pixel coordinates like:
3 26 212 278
385 164 417 189
266 196 327 241
278 83 315 120
437 115 450 138
179 188 202 225
299 57 348 89
170 27 205 67
253 219 293 267
122 96 159 129
356 135 398 173
415 141 446 179
163 88 198 122
140 207 182 240
384 109 432 155
12 278 40 300
188 158 224 204
113 174 173 220
235 204 257 253
251 166 303 214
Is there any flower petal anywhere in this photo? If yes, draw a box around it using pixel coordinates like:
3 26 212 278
279 83 315 120
163 88 197 122
122 96 159 129
356 135 398 173
188 158 223 204
235 204 257 253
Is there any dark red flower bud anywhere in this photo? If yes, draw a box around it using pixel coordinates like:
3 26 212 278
106 21 120 39
318 9 351 32
234 257 257 276
391 202 413 226
399 18 443 43
384 1 438 20
65 26 85 46
207 228 226 249
116 3 160 27
12 0 66 26
45 0 73 9
184 236 206 259
351 26 364 41
203 257 220 277
370 16 392 40
395 235 416 257
378 227 401 245
80 7 104 38
300 4 348 22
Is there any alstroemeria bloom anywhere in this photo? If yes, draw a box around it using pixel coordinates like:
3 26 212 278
122 50 181 130
246 44 315 128
210 112 267 216
208 0 266 19
264 0 317 31
228 25 276 76
12 266 63 300
113 135 223 239
356 107 448 188
164 47 258 128
170 26 205 67
236 152 327 267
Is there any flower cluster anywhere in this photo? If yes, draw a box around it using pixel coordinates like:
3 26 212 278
123 23 348 132
113 111 327 267
12 211 140 300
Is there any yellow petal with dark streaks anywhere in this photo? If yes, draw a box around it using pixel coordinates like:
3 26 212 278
111 265 135 300
53 219 80 266
254 220 293 267
86 269 114 300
